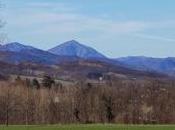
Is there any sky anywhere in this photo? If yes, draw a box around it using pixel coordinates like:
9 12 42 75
1 0 175 58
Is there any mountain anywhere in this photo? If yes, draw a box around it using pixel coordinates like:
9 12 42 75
0 42 66 65
0 42 35 52
0 41 169 80
48 40 106 60
116 56 175 76
0 41 172 78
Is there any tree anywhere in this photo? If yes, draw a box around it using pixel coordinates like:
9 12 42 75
15 75 22 82
73 108 80 122
102 95 115 123
32 78 40 89
42 75 55 89
0 85 19 126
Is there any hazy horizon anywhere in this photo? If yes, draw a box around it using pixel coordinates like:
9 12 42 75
2 0 175 58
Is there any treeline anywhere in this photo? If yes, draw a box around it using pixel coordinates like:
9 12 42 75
0 76 175 125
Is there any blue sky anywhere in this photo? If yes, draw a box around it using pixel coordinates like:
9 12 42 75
2 0 175 58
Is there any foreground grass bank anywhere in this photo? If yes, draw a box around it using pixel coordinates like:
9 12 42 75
0 124 175 130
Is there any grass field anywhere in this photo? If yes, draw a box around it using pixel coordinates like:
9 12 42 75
0 124 175 130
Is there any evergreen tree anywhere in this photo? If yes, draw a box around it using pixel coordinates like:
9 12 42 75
42 75 55 89
32 78 40 89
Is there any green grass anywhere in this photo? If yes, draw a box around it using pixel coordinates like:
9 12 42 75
0 124 175 130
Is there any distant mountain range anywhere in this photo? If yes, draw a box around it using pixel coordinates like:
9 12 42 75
116 56 175 76
0 40 174 77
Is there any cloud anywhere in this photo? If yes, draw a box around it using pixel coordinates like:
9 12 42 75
5 1 175 45
27 2 75 12
133 33 175 42
6 12 147 36
4 1 149 35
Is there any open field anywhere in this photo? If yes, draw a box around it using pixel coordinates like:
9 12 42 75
0 125 175 130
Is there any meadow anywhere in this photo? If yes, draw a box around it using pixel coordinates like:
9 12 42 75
0 124 175 130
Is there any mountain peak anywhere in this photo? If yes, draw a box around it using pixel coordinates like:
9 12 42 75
61 40 84 47
67 40 79 44
48 40 106 59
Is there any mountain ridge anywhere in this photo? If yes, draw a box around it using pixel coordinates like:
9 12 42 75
0 42 64 65
0 42 35 52
0 40 175 77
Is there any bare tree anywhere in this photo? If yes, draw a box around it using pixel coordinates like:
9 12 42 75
0 84 19 126
0 76 175 124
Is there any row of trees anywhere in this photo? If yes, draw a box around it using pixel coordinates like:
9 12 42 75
0 76 175 125
16 75 61 90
